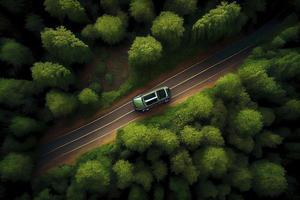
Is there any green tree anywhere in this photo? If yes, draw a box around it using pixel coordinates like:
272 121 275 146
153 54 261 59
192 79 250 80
75 160 110 191
214 73 243 101
171 149 193 175
113 160 134 189
210 99 228 129
0 39 34 67
151 11 185 48
164 0 197 16
278 99 300 120
229 167 252 192
0 78 36 108
257 131 283 148
0 153 33 182
81 24 99 40
169 177 191 200
128 185 148 200
9 116 41 138
233 109 263 137
128 36 162 69
174 94 213 128
154 185 164 200
193 147 230 177
33 189 53 200
129 0 155 23
201 126 224 146
151 161 167 182
133 164 153 191
258 107 275 126
44 0 88 23
154 129 179 153
198 180 218 199
251 161 287 197
94 15 125 44
31 62 74 89
78 88 99 106
180 125 204 150
25 14 45 33
228 133 254 153
41 26 91 65
192 2 243 42
46 90 78 117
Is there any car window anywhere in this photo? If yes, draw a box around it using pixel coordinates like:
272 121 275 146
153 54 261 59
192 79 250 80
145 98 158 106
157 89 167 99
144 92 156 101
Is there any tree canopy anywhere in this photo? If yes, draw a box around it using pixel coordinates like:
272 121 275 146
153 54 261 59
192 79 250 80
129 0 155 23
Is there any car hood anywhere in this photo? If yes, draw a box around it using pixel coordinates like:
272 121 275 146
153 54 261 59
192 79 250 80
133 97 144 110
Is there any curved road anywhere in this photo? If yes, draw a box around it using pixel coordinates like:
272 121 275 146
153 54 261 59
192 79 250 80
38 20 280 168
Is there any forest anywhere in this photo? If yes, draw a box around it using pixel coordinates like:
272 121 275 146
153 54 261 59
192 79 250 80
0 0 300 199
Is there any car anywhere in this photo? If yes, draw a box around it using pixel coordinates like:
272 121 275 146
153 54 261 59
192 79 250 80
132 86 171 112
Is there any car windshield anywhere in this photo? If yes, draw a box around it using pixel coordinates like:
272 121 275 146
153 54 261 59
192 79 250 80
157 89 167 99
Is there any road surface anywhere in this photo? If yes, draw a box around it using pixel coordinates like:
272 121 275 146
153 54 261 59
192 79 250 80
38 19 280 168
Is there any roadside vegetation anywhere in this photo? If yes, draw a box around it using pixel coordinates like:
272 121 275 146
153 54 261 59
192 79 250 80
31 20 300 199
0 0 299 199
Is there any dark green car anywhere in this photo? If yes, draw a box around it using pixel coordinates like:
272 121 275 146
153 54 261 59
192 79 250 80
132 86 171 112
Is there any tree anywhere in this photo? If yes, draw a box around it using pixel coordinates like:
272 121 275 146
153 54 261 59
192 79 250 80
25 14 45 33
228 133 254 153
9 116 41 137
81 24 99 40
41 26 91 65
46 90 78 117
242 0 266 23
278 99 300 120
0 39 34 67
113 160 134 189
258 107 275 126
174 94 213 128
257 131 283 148
171 149 193 175
238 62 286 102
31 62 74 89
128 185 148 200
0 78 36 108
44 0 88 23
151 161 167 182
153 185 164 200
0 153 33 182
154 129 179 153
229 167 252 192
214 73 243 101
169 177 191 200
193 147 230 177
33 189 54 200
192 2 243 42
251 161 287 197
180 125 204 150
151 11 185 48
75 160 110 191
233 109 263 137
94 15 125 44
128 36 162 69
78 88 99 106
200 126 224 146
198 180 218 199
129 0 155 23
100 0 119 14
164 0 197 16
0 0 26 14
133 164 153 191
210 99 228 129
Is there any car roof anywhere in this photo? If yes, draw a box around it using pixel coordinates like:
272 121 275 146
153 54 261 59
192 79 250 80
139 86 168 98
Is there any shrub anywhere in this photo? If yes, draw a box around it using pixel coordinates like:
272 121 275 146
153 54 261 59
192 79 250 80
113 160 134 189
180 126 204 150
78 88 99 106
129 0 155 23
9 116 41 137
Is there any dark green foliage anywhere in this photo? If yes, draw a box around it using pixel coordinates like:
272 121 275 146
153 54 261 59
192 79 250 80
113 160 134 189
151 161 167 182
31 62 74 89
46 90 78 117
0 153 33 182
78 88 99 105
0 0 26 14
75 160 110 191
9 116 41 137
214 74 243 101
198 180 218 199
100 0 119 14
180 125 203 150
228 133 254 153
193 147 230 178
129 0 155 23
210 99 227 129
251 161 287 197
0 79 36 108
25 14 45 33
128 36 162 69
278 99 300 120
192 2 243 42
44 0 88 23
233 109 263 137
95 15 125 44
153 185 164 200
151 11 185 48
200 126 224 146
258 107 275 126
164 0 197 16
81 24 99 40
243 0 266 23
169 177 191 200
0 39 34 67
133 163 153 191
257 131 283 148
41 26 91 65
128 185 148 200
154 129 179 154
229 167 252 192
